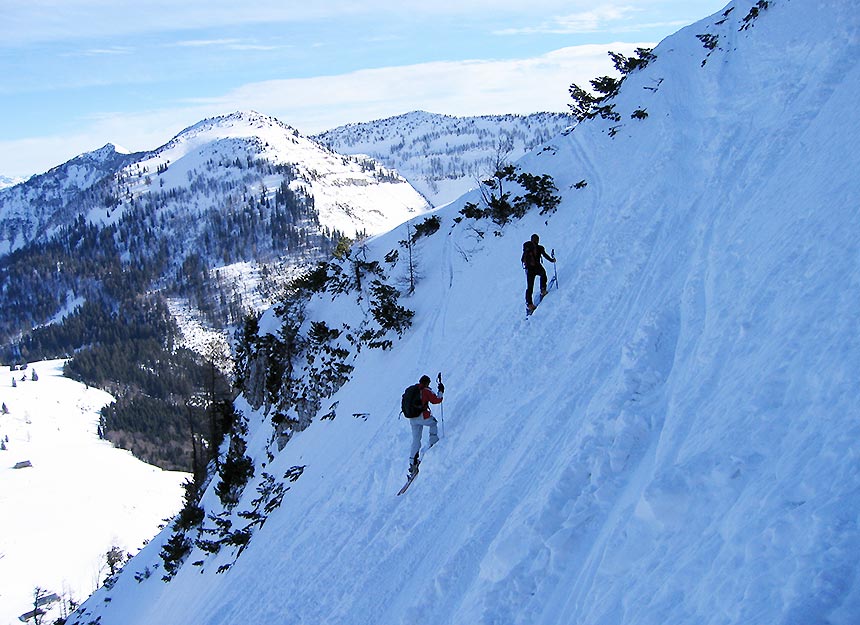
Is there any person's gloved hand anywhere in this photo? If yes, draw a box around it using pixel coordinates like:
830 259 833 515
438 383 445 394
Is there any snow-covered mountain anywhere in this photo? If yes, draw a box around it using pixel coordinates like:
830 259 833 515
0 111 432 343
62 1 860 624
0 360 187 625
123 111 429 242
0 144 137 255
0 111 427 257
0 110 576 344
314 111 575 207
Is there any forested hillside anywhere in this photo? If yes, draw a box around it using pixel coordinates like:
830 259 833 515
0 112 431 470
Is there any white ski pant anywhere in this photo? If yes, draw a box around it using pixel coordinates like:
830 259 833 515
408 415 438 459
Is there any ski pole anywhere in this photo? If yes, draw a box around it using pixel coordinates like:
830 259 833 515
437 371 445 438
551 248 558 290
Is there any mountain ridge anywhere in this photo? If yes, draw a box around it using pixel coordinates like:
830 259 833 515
0 110 433 346
314 110 575 206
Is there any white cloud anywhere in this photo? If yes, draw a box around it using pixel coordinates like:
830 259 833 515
66 46 134 57
497 6 642 35
0 1 624 45
169 38 285 51
185 43 648 134
554 6 640 32
0 43 648 177
172 38 243 48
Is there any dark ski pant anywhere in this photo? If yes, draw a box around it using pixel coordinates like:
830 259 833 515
525 266 548 307
408 415 439 460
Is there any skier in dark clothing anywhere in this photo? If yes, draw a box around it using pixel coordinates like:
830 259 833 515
406 374 444 478
521 233 555 312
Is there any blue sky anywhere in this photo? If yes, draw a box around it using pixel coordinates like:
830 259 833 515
0 0 729 178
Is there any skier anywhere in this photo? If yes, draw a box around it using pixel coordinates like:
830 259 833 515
522 233 556 312
406 375 444 478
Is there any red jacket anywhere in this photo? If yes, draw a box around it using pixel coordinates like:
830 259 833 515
420 386 443 419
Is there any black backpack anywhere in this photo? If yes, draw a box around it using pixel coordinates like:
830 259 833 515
522 240 537 268
401 384 423 418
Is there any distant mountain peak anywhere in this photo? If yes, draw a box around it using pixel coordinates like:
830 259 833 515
89 143 126 159
146 110 303 163
174 110 299 140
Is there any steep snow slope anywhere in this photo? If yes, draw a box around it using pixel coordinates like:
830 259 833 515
68 2 860 624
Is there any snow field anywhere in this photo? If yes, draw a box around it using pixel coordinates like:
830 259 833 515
0 360 188 625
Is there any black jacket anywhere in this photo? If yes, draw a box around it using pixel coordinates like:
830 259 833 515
522 242 552 269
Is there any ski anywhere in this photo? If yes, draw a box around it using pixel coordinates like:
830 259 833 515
397 468 418 495
527 277 557 316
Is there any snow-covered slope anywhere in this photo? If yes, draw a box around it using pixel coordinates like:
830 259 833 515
0 144 136 254
315 111 575 207
0 361 187 625
124 111 429 240
0 111 432 342
0 111 429 256
66 2 860 624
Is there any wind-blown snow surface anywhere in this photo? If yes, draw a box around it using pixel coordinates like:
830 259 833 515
71 2 860 624
0 361 188 625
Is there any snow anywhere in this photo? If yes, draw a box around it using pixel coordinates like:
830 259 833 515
315 111 576 207
0 144 133 254
43 292 85 328
127 111 430 238
165 298 231 358
55 1 860 624
0 360 188 625
0 175 25 191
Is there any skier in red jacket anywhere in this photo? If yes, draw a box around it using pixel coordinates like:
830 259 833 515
406 374 444 478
